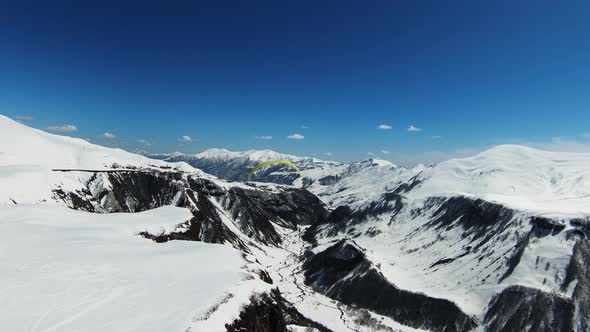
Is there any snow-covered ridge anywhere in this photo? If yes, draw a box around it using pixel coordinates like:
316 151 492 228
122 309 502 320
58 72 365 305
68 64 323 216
0 115 196 172
0 115 207 205
195 148 311 162
411 144 590 215
148 147 316 163
144 147 403 197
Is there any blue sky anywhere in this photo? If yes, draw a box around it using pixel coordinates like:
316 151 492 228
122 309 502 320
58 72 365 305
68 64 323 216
1 1 590 166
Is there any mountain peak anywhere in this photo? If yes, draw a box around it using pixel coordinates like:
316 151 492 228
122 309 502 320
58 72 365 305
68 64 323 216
369 158 397 168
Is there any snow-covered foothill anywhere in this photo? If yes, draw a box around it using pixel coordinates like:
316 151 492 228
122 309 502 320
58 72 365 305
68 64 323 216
0 204 265 332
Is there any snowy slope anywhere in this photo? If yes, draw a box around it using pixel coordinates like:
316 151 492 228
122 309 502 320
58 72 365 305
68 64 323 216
411 145 590 215
0 115 201 205
0 204 267 332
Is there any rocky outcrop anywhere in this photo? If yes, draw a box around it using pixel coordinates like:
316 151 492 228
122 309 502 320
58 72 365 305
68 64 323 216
219 187 326 246
484 286 575 332
303 240 478 332
225 289 333 332
561 235 590 332
148 153 302 184
53 169 328 250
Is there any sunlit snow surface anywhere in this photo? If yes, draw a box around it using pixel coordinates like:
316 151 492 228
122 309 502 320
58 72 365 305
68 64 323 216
412 145 590 216
0 115 197 206
0 205 260 332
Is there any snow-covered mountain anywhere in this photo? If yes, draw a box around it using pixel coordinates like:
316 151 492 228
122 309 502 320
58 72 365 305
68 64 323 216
143 148 399 187
3 114 590 332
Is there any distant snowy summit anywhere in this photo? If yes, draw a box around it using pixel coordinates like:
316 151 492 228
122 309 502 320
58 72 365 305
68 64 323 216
411 144 590 215
142 147 401 187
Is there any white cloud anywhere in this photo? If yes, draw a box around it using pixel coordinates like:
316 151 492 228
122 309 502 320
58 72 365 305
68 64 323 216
408 125 422 132
367 152 375 156
324 152 333 156
287 133 304 140
301 125 309 129
431 135 442 139
256 135 273 140
102 132 116 139
46 124 78 132
179 135 193 142
381 150 390 155
15 115 33 121
377 124 392 130
137 139 150 146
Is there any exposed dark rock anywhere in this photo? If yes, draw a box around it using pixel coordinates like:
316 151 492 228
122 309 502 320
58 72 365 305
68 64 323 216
531 216 566 236
484 286 575 332
327 206 353 224
225 292 287 332
53 169 328 251
569 218 590 239
498 235 531 283
304 192 405 240
219 187 328 246
393 174 423 194
257 269 274 285
239 188 328 227
318 175 340 186
225 289 333 332
425 196 515 239
52 188 96 212
303 240 478 332
184 190 242 245
102 171 184 212
349 192 404 225
155 154 302 184
561 238 590 332
430 257 457 269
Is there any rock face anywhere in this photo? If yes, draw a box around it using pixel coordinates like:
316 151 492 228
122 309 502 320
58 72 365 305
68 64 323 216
484 286 575 332
561 235 590 332
225 289 333 332
303 240 478 332
53 169 328 250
